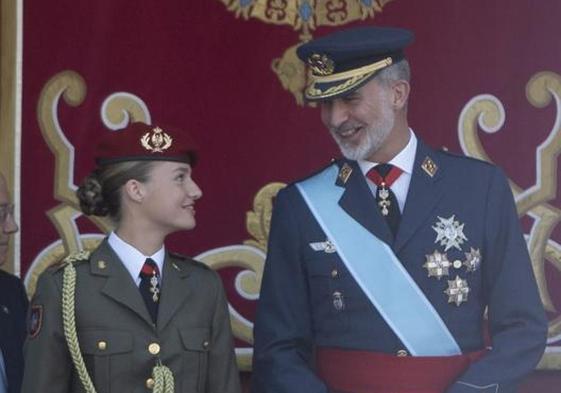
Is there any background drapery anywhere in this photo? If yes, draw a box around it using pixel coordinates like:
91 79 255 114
0 0 560 390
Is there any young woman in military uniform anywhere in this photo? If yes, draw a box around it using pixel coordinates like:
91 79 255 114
22 122 241 393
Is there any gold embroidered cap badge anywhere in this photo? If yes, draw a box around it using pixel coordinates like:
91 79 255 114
140 126 173 153
308 53 335 76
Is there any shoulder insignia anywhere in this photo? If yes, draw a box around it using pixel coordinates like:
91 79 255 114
28 304 44 338
421 156 438 177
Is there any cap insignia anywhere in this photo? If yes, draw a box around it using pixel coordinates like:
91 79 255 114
421 156 438 177
140 126 173 153
308 53 335 76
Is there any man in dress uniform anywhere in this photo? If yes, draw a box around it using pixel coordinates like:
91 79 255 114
252 27 548 393
0 172 28 393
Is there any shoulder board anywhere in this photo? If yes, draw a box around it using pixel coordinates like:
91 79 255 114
437 148 495 167
169 251 188 261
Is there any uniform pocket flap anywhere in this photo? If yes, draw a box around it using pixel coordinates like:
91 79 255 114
179 327 210 352
79 330 133 355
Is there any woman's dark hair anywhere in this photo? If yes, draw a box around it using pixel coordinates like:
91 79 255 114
77 161 154 222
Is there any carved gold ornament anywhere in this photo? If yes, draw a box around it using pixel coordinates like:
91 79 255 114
140 126 173 153
219 0 396 105
458 71 561 369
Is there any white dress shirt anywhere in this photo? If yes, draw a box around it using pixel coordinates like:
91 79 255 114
358 129 417 213
107 232 165 286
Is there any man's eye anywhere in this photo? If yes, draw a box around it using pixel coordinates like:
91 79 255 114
176 174 185 181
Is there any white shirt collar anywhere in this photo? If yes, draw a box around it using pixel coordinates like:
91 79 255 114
107 231 165 283
358 128 417 175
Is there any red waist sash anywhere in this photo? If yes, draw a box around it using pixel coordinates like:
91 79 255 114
316 347 486 393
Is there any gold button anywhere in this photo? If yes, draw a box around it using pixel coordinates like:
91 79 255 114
98 260 107 269
202 340 209 349
97 341 107 351
146 378 155 389
397 349 408 357
331 269 338 278
148 342 160 355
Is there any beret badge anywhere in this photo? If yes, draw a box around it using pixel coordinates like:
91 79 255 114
140 126 173 153
308 53 335 76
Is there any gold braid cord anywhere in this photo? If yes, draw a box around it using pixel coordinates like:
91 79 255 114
152 363 175 393
62 259 175 392
62 263 97 393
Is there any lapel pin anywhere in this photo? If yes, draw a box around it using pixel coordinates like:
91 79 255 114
421 156 438 177
337 163 352 185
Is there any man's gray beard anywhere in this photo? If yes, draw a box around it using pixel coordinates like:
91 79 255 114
333 109 395 161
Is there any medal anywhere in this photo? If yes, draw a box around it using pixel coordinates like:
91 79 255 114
150 273 160 302
377 183 391 216
423 250 451 279
463 247 481 272
432 215 468 251
332 291 345 311
444 276 470 306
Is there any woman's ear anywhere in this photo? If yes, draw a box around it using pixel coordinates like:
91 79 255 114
123 179 144 203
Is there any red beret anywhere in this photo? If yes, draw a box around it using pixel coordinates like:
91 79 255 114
95 122 198 166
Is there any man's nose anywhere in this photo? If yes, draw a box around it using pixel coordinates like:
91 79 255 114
2 212 19 234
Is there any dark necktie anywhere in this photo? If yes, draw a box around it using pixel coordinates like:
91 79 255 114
139 258 160 324
367 163 403 237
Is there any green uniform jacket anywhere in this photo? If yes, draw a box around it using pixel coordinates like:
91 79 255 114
22 239 241 393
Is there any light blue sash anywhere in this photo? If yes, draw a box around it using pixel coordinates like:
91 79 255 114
296 164 461 356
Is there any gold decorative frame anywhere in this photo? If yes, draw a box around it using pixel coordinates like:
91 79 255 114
458 72 561 369
0 0 23 276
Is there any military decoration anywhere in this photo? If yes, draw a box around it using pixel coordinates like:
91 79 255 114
423 250 451 279
309 239 337 254
150 273 160 303
28 305 44 338
444 276 470 306
140 126 173 153
432 215 468 251
421 156 438 177
332 291 345 311
463 247 482 272
377 184 391 216
338 163 353 185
